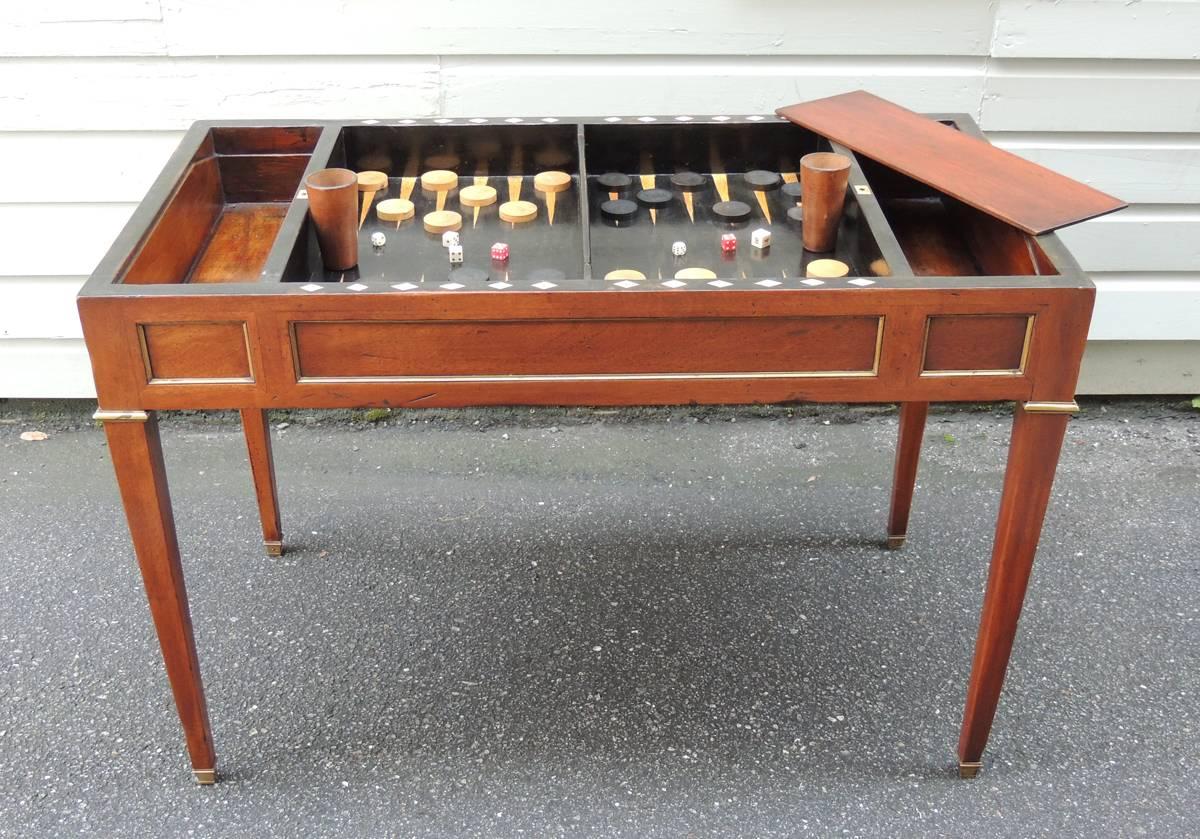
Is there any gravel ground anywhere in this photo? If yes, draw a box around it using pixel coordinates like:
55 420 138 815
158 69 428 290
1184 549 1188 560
0 399 1196 838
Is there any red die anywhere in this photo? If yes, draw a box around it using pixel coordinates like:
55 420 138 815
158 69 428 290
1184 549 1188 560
491 242 510 261
720 233 737 254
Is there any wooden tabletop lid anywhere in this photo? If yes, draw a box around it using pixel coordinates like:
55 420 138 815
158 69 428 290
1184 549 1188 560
776 90 1126 235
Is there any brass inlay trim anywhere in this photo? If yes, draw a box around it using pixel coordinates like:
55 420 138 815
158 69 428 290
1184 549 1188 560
93 410 150 423
919 314 1034 378
288 317 885 384
1022 400 1080 415
193 768 217 785
958 762 982 779
137 321 255 385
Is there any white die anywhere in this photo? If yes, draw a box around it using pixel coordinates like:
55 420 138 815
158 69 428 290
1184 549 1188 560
671 241 687 257
370 231 386 248
750 228 771 249
442 231 461 248
448 244 464 264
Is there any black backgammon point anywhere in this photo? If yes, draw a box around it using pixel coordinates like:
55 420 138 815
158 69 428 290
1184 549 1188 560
527 268 567 284
448 267 488 284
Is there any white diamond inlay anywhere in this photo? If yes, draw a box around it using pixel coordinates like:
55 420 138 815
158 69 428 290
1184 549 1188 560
397 119 415 125
361 118 379 125
434 118 453 124
614 280 639 289
755 279 782 287
541 117 559 123
708 279 733 288
674 115 694 122
470 117 488 124
848 278 875 286
440 282 465 290
346 282 369 291
746 115 765 121
300 283 322 292
604 116 622 123
662 279 687 288
637 116 657 122
391 282 418 291
532 280 558 290
488 281 513 289
801 279 825 286
505 117 524 123
712 116 731 122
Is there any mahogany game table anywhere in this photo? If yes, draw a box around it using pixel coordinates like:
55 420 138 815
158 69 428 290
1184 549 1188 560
78 93 1123 784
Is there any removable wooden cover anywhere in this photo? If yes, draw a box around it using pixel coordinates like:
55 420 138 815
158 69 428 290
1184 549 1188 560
776 90 1126 235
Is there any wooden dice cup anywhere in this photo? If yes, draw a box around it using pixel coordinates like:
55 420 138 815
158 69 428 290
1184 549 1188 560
800 152 851 253
305 168 359 270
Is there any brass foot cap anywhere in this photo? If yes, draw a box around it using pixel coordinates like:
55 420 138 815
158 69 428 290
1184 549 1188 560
193 768 217 785
886 534 906 550
958 761 982 779
264 540 284 557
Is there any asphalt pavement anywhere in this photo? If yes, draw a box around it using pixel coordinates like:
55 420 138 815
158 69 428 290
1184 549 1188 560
1 399 1196 838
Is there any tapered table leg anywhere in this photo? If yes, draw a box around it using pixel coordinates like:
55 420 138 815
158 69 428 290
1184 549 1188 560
887 401 928 549
100 410 217 785
957 401 1075 778
239 408 283 556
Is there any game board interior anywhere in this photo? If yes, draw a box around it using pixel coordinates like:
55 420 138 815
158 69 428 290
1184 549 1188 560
109 116 1067 290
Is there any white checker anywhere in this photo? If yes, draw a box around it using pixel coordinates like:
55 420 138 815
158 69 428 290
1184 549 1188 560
755 279 782 287
440 282 465 290
707 279 733 288
801 279 825 286
662 279 687 288
390 282 418 291
488 281 513 289
346 283 369 291
300 283 322 292
848 279 875 286
532 280 558 290
613 280 639 289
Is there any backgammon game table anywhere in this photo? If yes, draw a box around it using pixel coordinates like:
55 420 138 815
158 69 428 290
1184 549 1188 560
78 91 1125 784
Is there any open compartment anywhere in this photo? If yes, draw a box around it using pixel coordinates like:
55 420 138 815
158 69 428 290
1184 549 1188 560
582 121 890 282
278 123 585 284
856 157 1059 278
118 126 320 284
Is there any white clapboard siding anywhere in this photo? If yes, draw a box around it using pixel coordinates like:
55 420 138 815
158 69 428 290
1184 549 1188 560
0 1 164 57
0 2 996 58
1056 206 1200 273
0 277 85 339
993 0 1200 61
0 204 136 278
981 59 1200 133
1090 274 1200 341
440 57 985 117
0 132 185 204
0 58 441 131
989 133 1200 205
0 339 95 398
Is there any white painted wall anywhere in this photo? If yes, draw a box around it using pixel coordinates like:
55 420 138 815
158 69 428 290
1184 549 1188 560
1 0 1197 397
